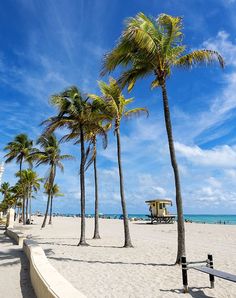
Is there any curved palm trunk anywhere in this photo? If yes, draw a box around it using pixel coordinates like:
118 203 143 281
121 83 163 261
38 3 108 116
41 165 55 228
161 81 185 264
116 127 133 248
49 195 53 224
78 126 88 246
93 141 100 239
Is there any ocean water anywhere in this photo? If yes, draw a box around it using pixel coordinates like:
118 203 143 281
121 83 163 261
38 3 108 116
57 213 236 225
126 214 236 224
183 214 236 225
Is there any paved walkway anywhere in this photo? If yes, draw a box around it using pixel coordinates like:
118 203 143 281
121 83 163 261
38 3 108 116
0 226 36 298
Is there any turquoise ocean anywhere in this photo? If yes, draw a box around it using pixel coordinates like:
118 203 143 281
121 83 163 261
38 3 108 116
59 213 236 225
101 214 236 224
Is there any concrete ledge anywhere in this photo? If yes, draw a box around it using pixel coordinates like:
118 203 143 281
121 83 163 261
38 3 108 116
23 239 86 298
5 228 26 247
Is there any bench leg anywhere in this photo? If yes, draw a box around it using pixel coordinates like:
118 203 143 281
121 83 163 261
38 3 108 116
208 254 215 288
181 256 188 293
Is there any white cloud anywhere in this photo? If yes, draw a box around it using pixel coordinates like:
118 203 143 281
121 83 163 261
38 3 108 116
172 31 236 145
177 70 236 144
225 169 236 179
206 177 222 188
175 142 236 167
223 0 235 4
203 31 236 67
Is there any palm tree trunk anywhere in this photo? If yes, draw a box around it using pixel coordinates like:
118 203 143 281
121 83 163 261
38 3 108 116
78 126 88 246
93 141 100 239
22 197 26 225
25 195 29 221
29 188 32 222
41 165 55 228
19 156 23 178
19 157 26 224
49 195 53 224
29 196 32 222
116 126 133 248
161 80 186 264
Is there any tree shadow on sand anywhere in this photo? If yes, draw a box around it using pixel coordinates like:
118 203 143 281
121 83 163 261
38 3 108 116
160 287 214 298
31 236 125 248
32 240 78 247
47 255 174 267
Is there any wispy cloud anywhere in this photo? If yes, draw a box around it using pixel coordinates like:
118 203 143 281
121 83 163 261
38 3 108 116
175 142 236 167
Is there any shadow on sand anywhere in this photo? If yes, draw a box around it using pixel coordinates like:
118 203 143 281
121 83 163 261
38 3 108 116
160 287 214 298
31 236 125 248
47 254 174 267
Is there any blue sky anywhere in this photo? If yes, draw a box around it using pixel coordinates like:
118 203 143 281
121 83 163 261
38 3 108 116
1 0 236 215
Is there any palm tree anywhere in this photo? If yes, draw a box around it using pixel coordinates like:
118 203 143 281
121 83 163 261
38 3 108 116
0 182 16 213
4 134 33 176
4 134 34 223
30 133 72 228
44 182 63 224
11 183 24 220
102 13 224 262
85 121 110 240
90 78 148 247
0 182 11 200
16 169 42 223
43 86 104 245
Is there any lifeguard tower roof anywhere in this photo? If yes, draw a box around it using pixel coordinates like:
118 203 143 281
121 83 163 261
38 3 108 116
145 199 172 205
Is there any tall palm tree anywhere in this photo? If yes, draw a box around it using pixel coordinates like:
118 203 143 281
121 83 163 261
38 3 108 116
44 182 63 224
43 86 104 245
90 78 148 247
102 13 224 262
30 133 73 228
4 134 34 223
85 121 111 240
16 169 42 223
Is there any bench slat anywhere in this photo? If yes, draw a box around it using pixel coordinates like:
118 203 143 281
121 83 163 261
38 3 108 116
192 266 236 283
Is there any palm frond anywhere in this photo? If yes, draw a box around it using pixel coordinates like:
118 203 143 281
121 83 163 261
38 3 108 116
175 49 225 68
158 14 183 54
124 108 149 119
60 154 75 161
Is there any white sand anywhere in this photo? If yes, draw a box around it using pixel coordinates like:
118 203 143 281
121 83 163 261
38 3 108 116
22 217 236 298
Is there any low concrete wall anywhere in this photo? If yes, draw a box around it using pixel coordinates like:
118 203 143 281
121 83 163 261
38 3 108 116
23 239 86 298
5 228 26 247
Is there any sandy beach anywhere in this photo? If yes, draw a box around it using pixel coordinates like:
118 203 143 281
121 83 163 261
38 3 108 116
18 217 236 298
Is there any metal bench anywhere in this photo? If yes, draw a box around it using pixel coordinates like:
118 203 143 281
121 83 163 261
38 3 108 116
181 254 236 293
192 266 236 283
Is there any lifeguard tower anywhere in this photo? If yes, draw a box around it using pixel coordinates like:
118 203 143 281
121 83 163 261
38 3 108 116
145 199 175 224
